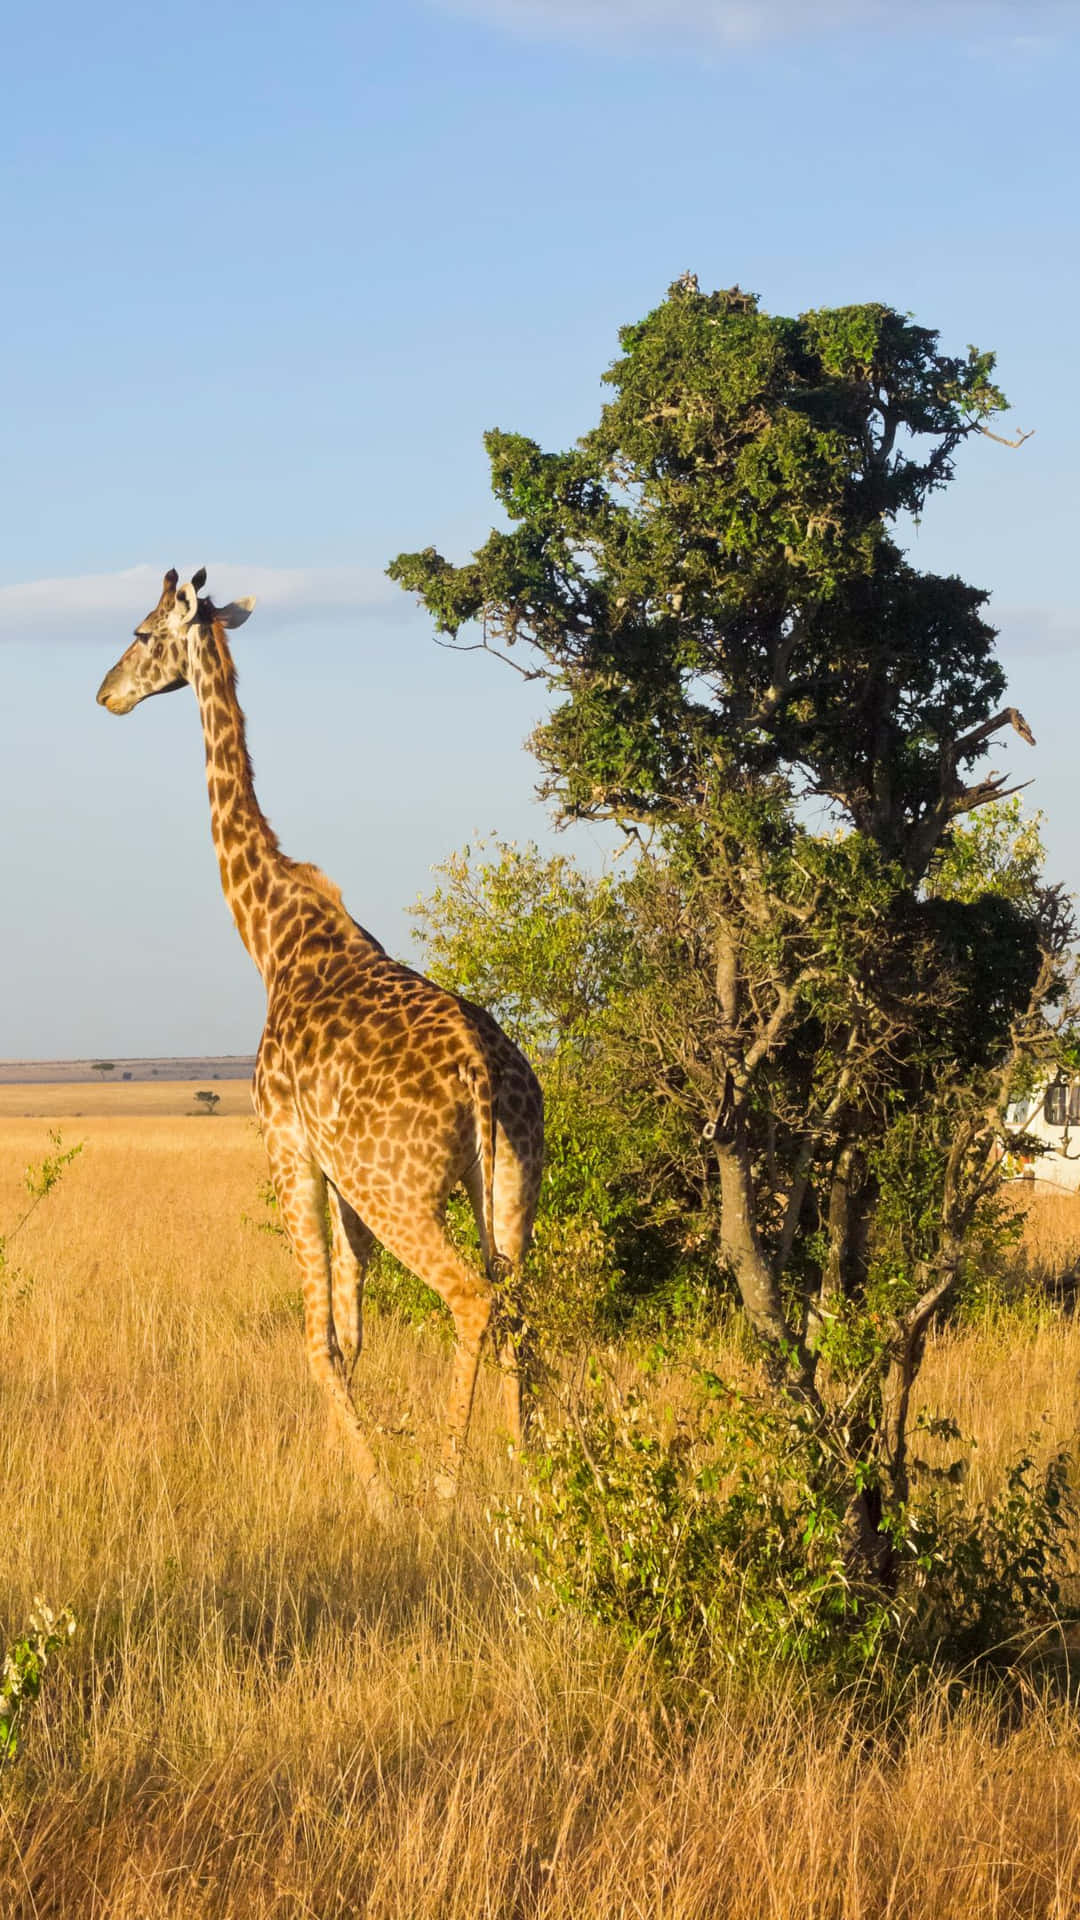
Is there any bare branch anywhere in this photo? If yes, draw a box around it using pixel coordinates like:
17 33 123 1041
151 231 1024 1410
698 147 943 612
950 775 1035 820
745 981 799 1075
978 423 1035 450
432 634 543 682
954 705 1037 757
745 623 805 731
905 707 1038 878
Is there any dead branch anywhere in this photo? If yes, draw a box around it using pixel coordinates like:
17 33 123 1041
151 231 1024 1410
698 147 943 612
978 424 1035 450
954 706 1036 757
432 633 544 682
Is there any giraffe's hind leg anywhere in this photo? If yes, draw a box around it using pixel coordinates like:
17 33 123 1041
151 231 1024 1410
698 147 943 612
327 1183 374 1383
464 1119 543 1448
493 1123 543 1446
263 1128 392 1518
352 1196 492 1495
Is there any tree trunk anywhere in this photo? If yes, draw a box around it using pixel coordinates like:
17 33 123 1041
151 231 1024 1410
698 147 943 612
878 1300 938 1506
714 1115 819 1401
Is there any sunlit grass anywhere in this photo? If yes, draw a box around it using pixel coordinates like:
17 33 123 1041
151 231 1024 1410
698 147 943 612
2 1095 1080 1916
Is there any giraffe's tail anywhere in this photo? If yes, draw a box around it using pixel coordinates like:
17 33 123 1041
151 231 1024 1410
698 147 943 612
462 1058 510 1289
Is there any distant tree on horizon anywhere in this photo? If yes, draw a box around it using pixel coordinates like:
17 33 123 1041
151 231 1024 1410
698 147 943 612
91 1062 114 1081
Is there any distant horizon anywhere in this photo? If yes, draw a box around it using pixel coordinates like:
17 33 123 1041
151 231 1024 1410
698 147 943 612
0 1054 258 1085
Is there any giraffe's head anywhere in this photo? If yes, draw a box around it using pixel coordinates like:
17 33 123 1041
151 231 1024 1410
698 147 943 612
96 567 256 715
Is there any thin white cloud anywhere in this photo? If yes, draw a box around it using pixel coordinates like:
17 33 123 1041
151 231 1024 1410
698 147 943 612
5 568 1071 676
435 0 1073 46
0 562 409 644
996 605 1080 660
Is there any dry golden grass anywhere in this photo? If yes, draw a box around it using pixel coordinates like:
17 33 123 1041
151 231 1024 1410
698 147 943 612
1009 1183 1080 1292
0 1079 254 1120
2 1094 1080 1917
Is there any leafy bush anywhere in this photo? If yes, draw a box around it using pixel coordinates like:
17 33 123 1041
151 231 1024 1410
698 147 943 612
906 1425 1074 1667
412 839 723 1346
498 1362 1075 1692
0 1131 83 1317
0 1603 77 1770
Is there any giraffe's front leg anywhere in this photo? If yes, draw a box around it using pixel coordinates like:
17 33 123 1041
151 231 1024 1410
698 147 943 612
263 1130 393 1519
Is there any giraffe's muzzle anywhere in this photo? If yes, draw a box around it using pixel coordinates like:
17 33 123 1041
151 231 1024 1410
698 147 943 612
96 670 135 715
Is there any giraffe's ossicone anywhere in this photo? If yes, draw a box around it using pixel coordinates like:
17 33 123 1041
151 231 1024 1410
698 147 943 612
97 569 545 1514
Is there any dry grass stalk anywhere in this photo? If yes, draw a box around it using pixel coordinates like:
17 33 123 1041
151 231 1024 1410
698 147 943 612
1 1094 1079 1916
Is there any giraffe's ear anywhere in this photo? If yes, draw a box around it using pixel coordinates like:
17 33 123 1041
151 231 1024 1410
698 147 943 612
218 596 256 629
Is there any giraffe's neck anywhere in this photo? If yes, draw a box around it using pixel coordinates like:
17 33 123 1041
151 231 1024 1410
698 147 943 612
190 620 288 980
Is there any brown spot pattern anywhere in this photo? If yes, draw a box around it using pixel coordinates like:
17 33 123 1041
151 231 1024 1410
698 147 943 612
102 584 545 1511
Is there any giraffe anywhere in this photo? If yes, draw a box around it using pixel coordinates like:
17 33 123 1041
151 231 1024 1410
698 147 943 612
96 568 544 1514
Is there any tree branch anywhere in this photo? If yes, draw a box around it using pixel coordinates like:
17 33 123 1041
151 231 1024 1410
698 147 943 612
432 633 544 682
953 706 1036 758
977 423 1035 450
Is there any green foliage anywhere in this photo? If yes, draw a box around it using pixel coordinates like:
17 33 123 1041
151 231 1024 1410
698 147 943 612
500 1363 896 1684
194 1089 221 1115
0 1602 77 1769
500 1366 1074 1690
412 838 628 1060
950 1256 1052 1332
244 1174 287 1240
390 280 1009 846
0 1131 84 1314
391 284 1052 1355
929 797 1047 908
906 1435 1074 1666
412 839 706 1340
22 1130 84 1208
398 276 1071 1641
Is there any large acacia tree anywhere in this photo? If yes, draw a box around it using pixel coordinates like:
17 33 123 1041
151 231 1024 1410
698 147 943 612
391 280 1070 1576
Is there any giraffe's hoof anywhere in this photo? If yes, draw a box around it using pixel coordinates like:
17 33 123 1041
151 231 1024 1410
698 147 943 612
362 1473 396 1523
373 1404 416 1440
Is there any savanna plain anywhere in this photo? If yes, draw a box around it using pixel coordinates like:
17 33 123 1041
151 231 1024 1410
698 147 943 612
4 1082 1080 1919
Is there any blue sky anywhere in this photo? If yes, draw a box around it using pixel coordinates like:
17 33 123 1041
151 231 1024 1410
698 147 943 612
3 0 1078 1056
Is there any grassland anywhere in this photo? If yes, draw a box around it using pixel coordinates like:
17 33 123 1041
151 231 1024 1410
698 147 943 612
3 1087 1080 1916
0 1079 255 1120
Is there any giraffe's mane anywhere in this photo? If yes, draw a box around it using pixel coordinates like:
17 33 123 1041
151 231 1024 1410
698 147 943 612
207 616 283 853
207 615 366 933
286 860 346 908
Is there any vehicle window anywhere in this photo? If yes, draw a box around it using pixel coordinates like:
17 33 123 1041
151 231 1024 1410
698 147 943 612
1044 1083 1068 1127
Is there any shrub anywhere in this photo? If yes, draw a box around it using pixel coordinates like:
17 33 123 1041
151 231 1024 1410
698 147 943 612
498 1361 1075 1693
0 1131 83 1317
0 1603 77 1770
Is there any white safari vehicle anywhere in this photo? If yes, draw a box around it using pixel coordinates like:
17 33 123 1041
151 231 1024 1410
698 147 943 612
1004 1082 1080 1193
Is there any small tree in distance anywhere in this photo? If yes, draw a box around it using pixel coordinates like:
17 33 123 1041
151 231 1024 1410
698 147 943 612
91 1062 114 1081
194 1091 221 1117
